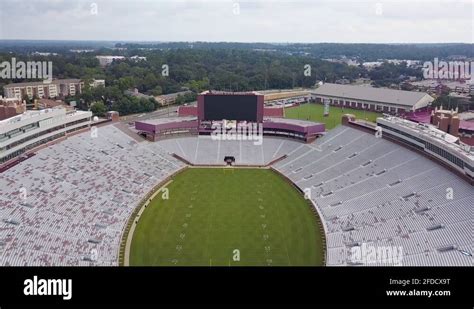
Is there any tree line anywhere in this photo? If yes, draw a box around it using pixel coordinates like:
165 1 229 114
1 44 470 116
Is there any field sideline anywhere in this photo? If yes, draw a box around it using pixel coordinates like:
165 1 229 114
130 168 325 266
285 103 382 129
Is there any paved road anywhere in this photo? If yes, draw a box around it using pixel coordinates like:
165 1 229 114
120 101 197 123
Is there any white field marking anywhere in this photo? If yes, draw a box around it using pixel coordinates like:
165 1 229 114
294 138 385 184
271 200 293 266
204 184 218 264
272 140 285 159
163 199 178 239
172 201 195 259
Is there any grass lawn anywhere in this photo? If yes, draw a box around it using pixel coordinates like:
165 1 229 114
285 103 382 130
130 168 324 266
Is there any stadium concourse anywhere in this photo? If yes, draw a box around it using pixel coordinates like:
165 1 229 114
0 122 473 266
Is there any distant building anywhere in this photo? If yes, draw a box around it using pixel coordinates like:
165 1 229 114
130 55 147 61
352 77 372 85
323 57 359 66
96 55 126 66
4 79 83 100
33 52 58 56
90 79 105 88
362 61 383 69
70 49 94 53
430 107 461 137
0 96 26 113
410 80 472 95
429 107 474 146
0 96 26 120
155 91 193 106
3 79 105 101
466 78 474 95
335 78 350 85
106 111 120 121
125 88 153 99
311 83 434 113
36 98 72 111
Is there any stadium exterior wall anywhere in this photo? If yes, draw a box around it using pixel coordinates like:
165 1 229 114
0 108 92 164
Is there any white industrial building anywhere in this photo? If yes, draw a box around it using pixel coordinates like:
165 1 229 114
311 83 434 113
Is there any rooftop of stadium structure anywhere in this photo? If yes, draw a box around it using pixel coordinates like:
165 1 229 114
378 116 474 161
200 90 263 95
312 83 433 107
136 116 197 126
263 117 323 127
0 107 91 131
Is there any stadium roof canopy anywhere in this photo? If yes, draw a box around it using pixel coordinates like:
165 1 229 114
263 117 322 128
311 83 434 108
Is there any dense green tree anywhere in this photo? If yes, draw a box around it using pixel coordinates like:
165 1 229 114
90 101 107 116
151 86 162 96
2 43 473 116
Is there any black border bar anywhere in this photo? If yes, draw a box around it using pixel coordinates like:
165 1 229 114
0 266 472 306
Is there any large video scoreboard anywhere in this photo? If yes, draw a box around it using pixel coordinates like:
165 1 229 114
198 92 264 122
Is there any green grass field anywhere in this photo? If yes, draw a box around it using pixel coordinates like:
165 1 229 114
285 103 382 130
130 168 324 266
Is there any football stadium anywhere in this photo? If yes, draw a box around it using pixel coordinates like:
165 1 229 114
0 91 473 267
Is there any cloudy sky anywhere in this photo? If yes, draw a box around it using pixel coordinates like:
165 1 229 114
0 0 472 43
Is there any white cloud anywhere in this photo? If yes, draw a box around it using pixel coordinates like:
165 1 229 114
0 0 472 42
